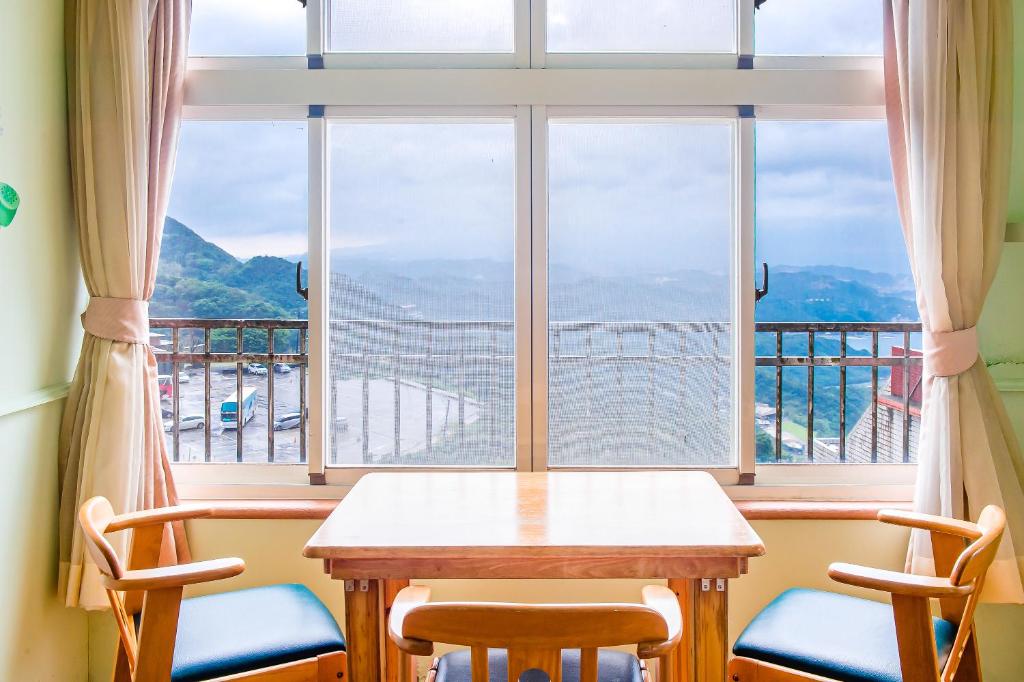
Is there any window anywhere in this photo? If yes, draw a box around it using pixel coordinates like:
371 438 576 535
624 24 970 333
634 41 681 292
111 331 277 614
755 0 884 56
546 0 735 54
754 118 917 466
329 0 515 53
546 117 735 466
156 118 308 463
189 0 307 57
328 118 518 467
169 1 912 492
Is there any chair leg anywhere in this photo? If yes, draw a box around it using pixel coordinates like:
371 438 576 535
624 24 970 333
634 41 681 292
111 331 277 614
317 651 347 682
112 641 133 682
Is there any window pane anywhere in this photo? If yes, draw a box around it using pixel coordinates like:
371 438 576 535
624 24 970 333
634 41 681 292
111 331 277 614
189 0 306 57
156 120 309 463
329 0 514 53
755 0 883 56
547 0 735 53
547 120 735 467
754 120 918 465
329 121 516 466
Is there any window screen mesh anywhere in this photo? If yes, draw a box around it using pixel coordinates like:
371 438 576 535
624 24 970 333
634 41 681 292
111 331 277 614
328 122 516 466
547 121 735 467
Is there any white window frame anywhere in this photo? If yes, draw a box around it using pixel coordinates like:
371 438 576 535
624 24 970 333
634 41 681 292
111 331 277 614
172 0 917 501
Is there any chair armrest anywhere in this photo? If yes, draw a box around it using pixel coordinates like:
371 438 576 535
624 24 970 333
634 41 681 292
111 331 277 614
876 509 981 540
828 562 971 598
388 585 435 657
636 585 683 659
103 558 245 591
106 504 216 532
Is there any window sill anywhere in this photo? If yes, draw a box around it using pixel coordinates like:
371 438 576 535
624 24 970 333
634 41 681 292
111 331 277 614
183 498 912 522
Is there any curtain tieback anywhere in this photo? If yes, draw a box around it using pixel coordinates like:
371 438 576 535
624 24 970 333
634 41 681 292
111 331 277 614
81 296 150 344
923 326 978 378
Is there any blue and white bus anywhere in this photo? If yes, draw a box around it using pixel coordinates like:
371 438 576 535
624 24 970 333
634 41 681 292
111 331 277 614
221 387 257 429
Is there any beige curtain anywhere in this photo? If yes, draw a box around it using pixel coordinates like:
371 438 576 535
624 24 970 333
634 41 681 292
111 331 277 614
59 0 190 609
885 0 1024 602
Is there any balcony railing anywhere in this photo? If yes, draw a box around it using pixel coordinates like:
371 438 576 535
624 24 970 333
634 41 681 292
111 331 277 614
150 319 308 463
153 318 922 466
755 322 923 464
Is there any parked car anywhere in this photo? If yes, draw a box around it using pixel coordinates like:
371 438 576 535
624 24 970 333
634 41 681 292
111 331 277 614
273 363 292 374
178 371 191 384
273 412 302 431
247 363 268 376
163 415 205 433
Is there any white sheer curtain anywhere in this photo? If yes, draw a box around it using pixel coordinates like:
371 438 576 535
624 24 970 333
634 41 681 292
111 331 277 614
59 0 190 609
884 0 1024 602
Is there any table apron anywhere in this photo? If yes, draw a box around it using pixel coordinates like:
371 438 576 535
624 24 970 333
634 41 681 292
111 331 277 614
323 555 748 580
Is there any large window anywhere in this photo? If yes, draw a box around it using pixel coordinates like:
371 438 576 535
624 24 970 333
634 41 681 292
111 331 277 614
169 0 914 491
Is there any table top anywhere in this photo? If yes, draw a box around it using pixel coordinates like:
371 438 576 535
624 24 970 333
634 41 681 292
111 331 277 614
304 471 764 562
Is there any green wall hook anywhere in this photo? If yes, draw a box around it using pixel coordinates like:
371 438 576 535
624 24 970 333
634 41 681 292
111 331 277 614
0 183 20 228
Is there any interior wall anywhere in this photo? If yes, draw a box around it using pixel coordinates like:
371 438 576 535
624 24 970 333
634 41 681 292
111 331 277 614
0 0 89 679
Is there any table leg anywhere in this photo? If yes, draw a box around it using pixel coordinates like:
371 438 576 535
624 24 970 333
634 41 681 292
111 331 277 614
693 578 728 682
667 579 695 682
344 578 383 681
384 579 417 682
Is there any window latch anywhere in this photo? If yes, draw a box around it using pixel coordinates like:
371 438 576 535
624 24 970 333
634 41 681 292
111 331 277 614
755 262 769 304
296 262 309 301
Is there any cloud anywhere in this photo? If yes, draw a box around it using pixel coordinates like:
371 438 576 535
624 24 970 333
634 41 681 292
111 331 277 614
331 0 513 52
547 0 735 52
190 0 307 56
755 0 883 55
330 122 516 261
168 120 308 258
755 121 909 275
168 117 910 275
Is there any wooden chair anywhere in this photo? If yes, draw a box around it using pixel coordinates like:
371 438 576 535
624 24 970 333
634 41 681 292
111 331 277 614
386 584 682 682
729 505 1006 682
79 496 347 682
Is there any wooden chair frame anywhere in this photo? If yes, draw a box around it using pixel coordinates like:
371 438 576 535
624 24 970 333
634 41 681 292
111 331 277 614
79 497 347 682
386 584 682 682
729 506 1007 682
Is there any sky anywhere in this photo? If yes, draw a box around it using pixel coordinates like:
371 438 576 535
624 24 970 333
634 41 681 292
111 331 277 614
171 1 906 278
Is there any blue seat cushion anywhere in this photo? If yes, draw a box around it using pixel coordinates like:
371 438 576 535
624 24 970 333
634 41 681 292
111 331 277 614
166 583 345 682
435 648 644 682
733 588 957 682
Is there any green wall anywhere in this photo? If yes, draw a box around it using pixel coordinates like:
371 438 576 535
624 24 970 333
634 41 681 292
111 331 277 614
0 0 89 679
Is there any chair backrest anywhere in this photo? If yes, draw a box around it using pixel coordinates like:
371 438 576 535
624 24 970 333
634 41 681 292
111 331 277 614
940 505 1006 682
79 497 140 674
394 590 676 682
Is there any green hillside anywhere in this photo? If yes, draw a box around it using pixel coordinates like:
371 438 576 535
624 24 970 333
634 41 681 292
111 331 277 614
152 217 307 319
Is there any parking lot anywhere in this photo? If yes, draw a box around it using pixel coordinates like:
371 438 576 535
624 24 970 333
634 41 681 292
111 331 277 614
165 366 480 464
164 365 305 463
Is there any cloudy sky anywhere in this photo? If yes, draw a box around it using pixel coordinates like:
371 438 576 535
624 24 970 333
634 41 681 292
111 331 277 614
172 0 906 277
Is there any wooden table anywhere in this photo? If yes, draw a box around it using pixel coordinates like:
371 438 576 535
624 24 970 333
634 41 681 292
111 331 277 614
304 471 764 682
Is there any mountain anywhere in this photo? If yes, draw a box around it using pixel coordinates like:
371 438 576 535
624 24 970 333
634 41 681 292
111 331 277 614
152 217 308 319
153 218 919 438
755 268 918 323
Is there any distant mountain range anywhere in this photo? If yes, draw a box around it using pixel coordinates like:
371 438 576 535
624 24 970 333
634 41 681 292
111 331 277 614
153 217 919 441
154 216 917 325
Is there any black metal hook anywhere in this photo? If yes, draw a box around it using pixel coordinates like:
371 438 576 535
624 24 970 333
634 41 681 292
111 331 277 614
296 262 309 301
755 262 769 303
